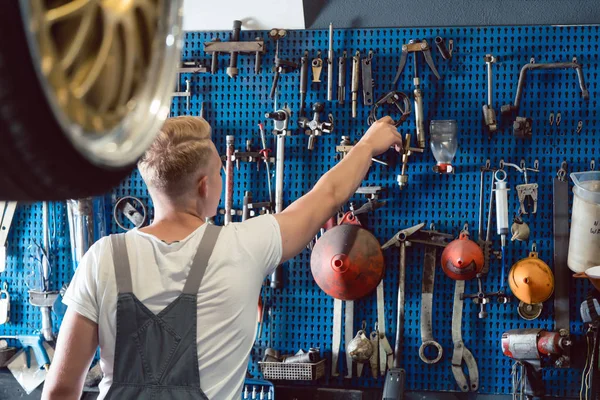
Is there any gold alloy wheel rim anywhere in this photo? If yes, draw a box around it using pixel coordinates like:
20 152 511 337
28 0 162 133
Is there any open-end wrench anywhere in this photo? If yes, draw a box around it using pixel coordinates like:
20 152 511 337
411 228 452 364
452 280 479 392
331 298 343 377
344 300 354 378
376 281 393 375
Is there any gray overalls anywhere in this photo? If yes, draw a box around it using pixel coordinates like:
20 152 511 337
104 224 222 400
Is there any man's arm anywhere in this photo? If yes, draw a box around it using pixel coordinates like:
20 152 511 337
42 309 98 400
275 117 402 262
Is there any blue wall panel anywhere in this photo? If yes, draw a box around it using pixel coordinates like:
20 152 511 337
2 25 599 397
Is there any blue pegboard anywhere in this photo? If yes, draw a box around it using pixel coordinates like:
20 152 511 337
2 25 600 398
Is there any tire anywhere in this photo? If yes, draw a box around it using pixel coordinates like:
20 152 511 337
0 0 184 200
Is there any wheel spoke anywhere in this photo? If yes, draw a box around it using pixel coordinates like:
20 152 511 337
71 16 115 99
60 5 97 70
115 16 138 107
46 0 93 24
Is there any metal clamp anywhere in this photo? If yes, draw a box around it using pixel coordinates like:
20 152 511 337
368 91 412 127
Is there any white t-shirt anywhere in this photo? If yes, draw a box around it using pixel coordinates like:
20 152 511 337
63 215 282 400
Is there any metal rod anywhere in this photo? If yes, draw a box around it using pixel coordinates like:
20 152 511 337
393 243 406 366
275 135 285 214
487 59 493 106
42 202 50 290
224 136 235 225
327 23 334 101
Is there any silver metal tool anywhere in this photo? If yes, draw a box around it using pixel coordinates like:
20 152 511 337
435 36 453 60
336 136 388 166
299 51 309 113
501 57 589 138
415 227 452 364
113 196 147 231
269 31 297 100
327 23 334 101
502 160 540 215
369 328 379 378
312 51 323 83
392 39 442 149
376 281 393 375
344 300 354 378
381 222 426 399
265 108 291 289
452 280 479 392
204 20 266 76
331 298 343 377
258 124 273 204
361 50 374 106
577 120 583 134
553 162 570 366
0 201 17 273
29 202 59 342
224 135 235 225
483 54 498 135
338 51 347 104
298 102 334 150
66 198 94 271
351 51 360 118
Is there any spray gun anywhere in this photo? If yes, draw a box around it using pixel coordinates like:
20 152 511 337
0 335 51 370
501 329 571 399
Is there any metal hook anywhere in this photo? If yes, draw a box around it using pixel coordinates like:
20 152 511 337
531 242 537 253
591 159 596 171
361 320 367 331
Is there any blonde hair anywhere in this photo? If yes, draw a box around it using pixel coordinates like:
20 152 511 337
138 116 213 196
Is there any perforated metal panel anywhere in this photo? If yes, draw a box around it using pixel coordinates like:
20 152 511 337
1 25 599 397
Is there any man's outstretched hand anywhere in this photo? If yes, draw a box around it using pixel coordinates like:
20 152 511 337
356 116 403 157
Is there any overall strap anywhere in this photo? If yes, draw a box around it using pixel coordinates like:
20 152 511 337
182 224 223 295
110 234 133 294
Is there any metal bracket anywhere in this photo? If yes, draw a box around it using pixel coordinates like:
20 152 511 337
361 50 374 105
312 51 323 83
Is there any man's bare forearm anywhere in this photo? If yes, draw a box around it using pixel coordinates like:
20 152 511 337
312 142 374 214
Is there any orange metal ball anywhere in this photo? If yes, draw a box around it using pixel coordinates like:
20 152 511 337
441 232 484 280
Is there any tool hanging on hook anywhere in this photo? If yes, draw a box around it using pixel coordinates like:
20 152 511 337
337 51 347 104
361 50 374 106
351 51 361 118
502 159 540 215
265 108 292 289
298 103 334 150
327 23 335 101
269 30 297 99
392 39 442 149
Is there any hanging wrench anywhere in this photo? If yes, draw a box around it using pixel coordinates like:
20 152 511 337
413 228 452 364
452 280 479 392
331 298 343 377
344 300 354 378
376 281 393 375
369 328 379 378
